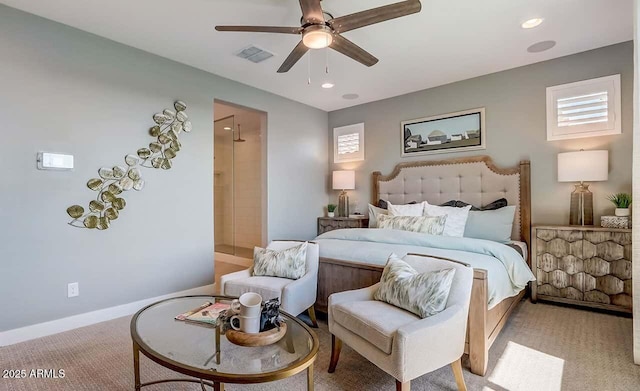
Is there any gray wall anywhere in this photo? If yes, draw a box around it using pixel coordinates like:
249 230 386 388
329 42 633 225
0 5 328 331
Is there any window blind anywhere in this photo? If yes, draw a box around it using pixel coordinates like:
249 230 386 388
557 91 609 127
336 132 360 155
546 74 620 141
333 122 364 163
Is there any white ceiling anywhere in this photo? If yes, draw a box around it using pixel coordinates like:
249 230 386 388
3 0 633 111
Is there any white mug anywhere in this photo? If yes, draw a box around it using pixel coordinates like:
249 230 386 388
231 292 262 318
230 315 261 334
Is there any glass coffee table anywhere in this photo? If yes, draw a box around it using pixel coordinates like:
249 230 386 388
130 295 319 391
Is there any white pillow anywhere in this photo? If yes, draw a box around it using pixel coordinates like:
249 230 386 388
387 201 424 216
368 204 388 227
423 201 471 237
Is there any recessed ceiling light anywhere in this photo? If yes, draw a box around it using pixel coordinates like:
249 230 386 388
521 18 544 29
223 127 232 131
527 40 556 53
321 82 335 89
342 93 359 100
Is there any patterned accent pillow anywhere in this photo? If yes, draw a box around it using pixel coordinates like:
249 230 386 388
377 214 447 235
374 254 456 318
423 202 472 237
252 242 308 280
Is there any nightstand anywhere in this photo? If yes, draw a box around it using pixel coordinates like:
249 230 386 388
317 217 369 236
531 225 632 313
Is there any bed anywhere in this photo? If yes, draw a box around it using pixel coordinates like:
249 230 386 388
314 155 533 376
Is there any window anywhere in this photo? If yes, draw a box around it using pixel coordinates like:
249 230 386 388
546 74 621 141
333 123 364 163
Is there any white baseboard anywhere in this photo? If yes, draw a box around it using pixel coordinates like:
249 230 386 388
0 283 216 347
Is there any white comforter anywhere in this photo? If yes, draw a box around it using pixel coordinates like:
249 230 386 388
315 228 536 309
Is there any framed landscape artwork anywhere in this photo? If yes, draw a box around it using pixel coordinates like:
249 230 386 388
401 108 486 157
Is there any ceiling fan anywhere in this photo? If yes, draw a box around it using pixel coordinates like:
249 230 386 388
215 0 422 73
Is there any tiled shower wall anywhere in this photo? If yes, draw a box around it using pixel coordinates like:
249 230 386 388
232 128 262 250
214 112 263 254
214 133 234 247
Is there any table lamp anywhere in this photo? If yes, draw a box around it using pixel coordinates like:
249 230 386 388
332 170 355 217
558 150 608 226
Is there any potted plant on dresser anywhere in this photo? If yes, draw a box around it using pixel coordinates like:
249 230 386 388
327 204 337 218
608 193 632 216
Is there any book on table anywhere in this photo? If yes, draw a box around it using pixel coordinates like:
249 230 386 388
175 302 230 326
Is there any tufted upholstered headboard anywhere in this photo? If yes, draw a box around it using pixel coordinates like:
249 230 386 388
373 156 531 262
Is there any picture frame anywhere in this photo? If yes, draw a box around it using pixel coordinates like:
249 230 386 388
400 108 486 157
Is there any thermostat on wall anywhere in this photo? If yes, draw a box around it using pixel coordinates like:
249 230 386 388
37 152 74 171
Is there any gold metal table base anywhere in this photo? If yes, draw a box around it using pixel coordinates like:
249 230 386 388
307 363 314 391
133 340 313 391
133 341 225 391
136 378 223 391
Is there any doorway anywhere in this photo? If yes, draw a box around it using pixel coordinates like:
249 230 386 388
214 101 266 261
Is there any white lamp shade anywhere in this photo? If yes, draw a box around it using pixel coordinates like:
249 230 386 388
558 150 609 182
332 170 355 190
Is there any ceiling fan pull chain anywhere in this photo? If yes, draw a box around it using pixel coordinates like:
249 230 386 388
325 46 329 74
325 33 330 74
308 50 312 85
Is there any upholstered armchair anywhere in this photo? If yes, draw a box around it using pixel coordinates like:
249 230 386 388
220 240 319 327
328 254 474 391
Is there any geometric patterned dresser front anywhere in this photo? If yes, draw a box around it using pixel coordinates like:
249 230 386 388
317 217 369 236
531 225 632 314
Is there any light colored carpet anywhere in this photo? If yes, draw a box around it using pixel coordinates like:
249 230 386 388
1 301 638 391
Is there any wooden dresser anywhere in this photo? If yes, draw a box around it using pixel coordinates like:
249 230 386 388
531 225 632 313
317 217 368 236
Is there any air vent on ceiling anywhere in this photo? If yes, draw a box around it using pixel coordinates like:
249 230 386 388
236 45 274 64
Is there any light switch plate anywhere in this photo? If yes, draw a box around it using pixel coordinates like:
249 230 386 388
37 152 74 171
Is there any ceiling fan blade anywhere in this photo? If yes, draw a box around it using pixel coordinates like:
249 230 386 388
277 41 310 73
299 0 324 24
215 26 302 34
329 0 422 34
330 35 378 67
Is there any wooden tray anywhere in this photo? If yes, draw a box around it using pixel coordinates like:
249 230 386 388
226 323 287 347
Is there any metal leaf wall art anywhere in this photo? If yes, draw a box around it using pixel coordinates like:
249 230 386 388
67 100 192 230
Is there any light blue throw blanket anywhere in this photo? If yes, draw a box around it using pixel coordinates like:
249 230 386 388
315 228 536 309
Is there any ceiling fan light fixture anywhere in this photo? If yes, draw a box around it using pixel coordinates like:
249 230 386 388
321 82 335 89
302 25 333 49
